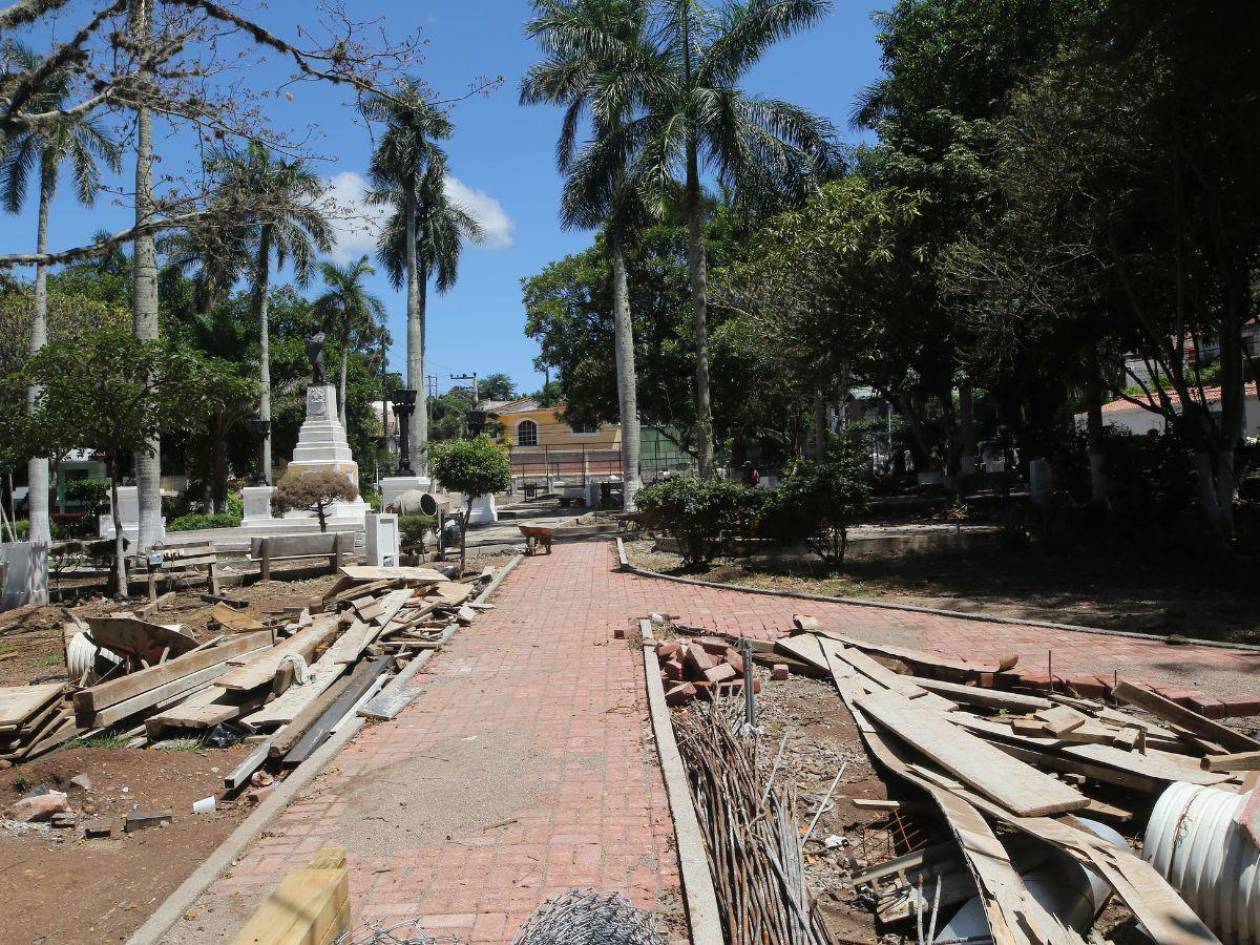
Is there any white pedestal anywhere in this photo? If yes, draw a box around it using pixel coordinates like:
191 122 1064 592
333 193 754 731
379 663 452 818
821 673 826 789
98 486 164 540
241 485 275 524
365 513 400 567
381 475 433 512
280 385 368 528
467 493 498 526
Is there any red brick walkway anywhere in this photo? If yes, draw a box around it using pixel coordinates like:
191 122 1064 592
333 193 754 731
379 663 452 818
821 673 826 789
169 540 1258 945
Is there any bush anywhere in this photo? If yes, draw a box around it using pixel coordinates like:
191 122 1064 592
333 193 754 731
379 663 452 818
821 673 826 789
774 444 871 566
398 514 435 550
167 512 240 532
65 478 110 517
4 519 64 541
272 469 359 532
226 492 244 519
636 476 762 566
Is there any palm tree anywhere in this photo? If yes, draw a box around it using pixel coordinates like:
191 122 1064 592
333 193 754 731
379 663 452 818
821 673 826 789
584 0 837 475
312 256 387 421
215 143 332 483
521 0 659 508
1 43 121 555
158 210 253 317
362 81 481 476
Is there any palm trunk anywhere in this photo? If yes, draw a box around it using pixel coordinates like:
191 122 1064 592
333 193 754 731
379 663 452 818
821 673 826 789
609 235 642 509
959 382 976 489
338 343 349 425
25 158 54 572
404 187 427 476
253 224 273 484
130 0 162 551
684 140 715 478
109 454 127 596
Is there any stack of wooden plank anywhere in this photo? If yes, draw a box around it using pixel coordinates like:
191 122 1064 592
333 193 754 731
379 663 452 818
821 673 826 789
758 623 1259 945
0 683 75 762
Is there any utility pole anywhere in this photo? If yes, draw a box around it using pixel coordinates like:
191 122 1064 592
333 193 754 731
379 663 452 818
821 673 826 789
450 372 479 407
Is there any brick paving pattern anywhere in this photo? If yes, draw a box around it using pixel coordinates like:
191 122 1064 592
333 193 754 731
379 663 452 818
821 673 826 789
174 540 1259 945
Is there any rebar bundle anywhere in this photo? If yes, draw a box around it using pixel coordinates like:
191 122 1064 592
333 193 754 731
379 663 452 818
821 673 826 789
676 707 838 945
510 888 665 945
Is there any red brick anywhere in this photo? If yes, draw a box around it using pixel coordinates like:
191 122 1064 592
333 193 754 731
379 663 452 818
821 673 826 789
655 642 680 659
771 663 790 681
1217 696 1260 718
993 672 1021 689
665 682 696 706
1188 695 1229 719
684 645 717 677
1154 687 1200 707
724 649 746 674
662 659 685 681
697 637 729 656
1018 673 1053 691
704 663 737 684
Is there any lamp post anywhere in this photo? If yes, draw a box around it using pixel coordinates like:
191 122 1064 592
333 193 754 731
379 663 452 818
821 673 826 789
391 389 418 475
247 418 271 485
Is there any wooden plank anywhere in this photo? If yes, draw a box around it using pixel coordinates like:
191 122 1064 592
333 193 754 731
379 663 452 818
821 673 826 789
426 580 473 606
217 617 340 691
240 652 347 729
74 631 272 714
953 714 1229 787
148 702 238 734
819 637 957 714
0 683 63 726
338 564 444 584
1202 750 1260 771
230 847 349 945
358 687 419 721
84 662 237 728
855 689 1090 817
1036 705 1087 736
212 603 265 632
903 676 1052 713
817 629 1018 676
1114 681 1260 753
267 673 357 759
281 656 390 765
145 685 227 736
85 615 198 664
989 740 1162 793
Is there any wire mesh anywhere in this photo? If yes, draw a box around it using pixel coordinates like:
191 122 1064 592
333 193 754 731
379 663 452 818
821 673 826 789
510 888 664 945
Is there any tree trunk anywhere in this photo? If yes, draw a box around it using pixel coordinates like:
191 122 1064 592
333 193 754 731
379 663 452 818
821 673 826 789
813 397 827 460
25 157 54 575
684 139 715 478
1085 347 1108 505
959 382 977 488
338 343 349 425
253 224 273 484
110 456 127 596
609 236 642 509
210 421 228 514
130 0 162 552
404 187 424 475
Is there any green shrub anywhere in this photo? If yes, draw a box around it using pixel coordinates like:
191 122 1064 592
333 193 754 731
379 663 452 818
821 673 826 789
167 512 240 532
226 492 244 519
365 490 383 513
637 476 762 566
774 443 871 566
65 478 110 517
4 519 65 541
398 514 435 549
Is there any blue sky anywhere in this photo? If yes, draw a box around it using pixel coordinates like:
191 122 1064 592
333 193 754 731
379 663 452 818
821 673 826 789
3 0 883 396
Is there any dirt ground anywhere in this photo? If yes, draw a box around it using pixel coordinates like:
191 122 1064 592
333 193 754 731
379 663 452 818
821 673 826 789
629 539 1260 645
0 743 254 945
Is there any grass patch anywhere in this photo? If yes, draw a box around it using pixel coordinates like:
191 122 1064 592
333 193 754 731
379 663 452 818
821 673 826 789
156 737 205 752
11 775 29 794
72 732 132 749
36 653 65 667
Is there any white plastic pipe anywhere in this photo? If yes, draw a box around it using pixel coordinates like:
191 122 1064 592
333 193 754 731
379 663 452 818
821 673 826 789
1145 781 1260 945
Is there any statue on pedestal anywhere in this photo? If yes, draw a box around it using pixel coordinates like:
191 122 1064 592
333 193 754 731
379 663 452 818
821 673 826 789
305 331 327 386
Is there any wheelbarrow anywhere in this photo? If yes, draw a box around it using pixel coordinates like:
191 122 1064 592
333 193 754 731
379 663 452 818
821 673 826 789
518 524 555 556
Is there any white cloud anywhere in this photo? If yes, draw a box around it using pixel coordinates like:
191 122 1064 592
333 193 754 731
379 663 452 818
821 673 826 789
321 170 513 263
444 176 514 249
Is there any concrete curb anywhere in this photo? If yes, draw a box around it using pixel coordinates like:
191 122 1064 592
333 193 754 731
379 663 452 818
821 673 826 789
614 538 1260 654
125 552 526 945
638 618 724 945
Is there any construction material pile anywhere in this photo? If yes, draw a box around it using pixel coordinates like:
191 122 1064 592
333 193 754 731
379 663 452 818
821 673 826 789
664 615 1259 945
653 637 765 706
0 565 494 771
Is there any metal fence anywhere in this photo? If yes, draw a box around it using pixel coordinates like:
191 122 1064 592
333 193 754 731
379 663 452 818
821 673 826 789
506 437 697 498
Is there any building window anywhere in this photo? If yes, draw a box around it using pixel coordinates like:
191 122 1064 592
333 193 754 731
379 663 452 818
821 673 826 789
569 419 599 435
517 419 539 447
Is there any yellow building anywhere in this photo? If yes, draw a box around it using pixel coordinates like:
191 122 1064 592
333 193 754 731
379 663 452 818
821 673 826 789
484 398 622 483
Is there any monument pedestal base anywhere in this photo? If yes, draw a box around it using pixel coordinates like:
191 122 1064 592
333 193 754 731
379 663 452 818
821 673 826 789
467 493 498 526
241 485 275 525
278 385 368 528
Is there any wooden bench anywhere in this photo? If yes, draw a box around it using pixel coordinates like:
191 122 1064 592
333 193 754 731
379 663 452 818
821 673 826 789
250 532 354 581
130 544 220 603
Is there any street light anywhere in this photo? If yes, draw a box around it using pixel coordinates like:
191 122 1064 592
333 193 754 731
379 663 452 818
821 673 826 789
391 389 418 475
246 418 271 485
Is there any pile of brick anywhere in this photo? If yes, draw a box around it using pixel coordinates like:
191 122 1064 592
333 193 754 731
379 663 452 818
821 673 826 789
654 636 773 706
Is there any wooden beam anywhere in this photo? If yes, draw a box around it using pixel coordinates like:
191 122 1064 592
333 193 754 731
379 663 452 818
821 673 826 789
281 656 390 766
217 617 340 692
856 689 1090 817
1114 681 1260 753
1202 750 1260 772
230 846 349 945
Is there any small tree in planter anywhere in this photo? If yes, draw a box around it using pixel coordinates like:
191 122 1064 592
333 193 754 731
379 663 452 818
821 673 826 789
430 437 511 572
271 469 359 532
